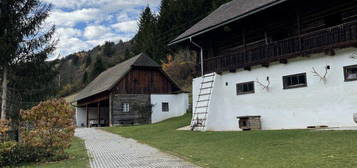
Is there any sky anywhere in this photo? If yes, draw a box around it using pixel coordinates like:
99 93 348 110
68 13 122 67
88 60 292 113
42 0 161 59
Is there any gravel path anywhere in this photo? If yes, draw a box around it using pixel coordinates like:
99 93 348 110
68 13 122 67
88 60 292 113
75 128 200 168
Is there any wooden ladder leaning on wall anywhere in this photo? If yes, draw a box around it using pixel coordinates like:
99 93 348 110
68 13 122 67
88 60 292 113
191 73 216 131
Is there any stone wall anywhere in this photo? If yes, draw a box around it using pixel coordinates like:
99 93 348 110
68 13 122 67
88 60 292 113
112 94 151 126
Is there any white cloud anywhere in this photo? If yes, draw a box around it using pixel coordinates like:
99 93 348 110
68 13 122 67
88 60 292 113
111 21 138 33
56 28 82 38
44 0 162 59
48 8 102 27
84 25 114 40
53 37 92 58
43 0 161 11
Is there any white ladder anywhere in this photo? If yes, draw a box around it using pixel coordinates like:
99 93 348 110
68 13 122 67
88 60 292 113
191 73 216 131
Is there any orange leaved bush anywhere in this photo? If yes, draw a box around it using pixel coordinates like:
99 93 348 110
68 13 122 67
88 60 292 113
162 50 197 91
0 120 10 142
19 99 75 156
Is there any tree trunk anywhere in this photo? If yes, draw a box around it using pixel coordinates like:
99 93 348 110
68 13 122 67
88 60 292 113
1 67 8 120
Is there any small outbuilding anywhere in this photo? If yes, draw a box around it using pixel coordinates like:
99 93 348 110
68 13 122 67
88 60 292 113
75 53 189 127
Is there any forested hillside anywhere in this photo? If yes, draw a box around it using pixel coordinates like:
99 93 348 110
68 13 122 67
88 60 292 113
57 0 232 96
57 40 134 96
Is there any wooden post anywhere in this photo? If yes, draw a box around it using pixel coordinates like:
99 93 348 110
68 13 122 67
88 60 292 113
109 94 112 127
264 31 269 45
97 102 100 127
86 104 89 128
296 9 302 51
242 29 247 63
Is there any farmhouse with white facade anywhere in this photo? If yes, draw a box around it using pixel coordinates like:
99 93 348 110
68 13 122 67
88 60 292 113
75 53 189 127
170 0 357 131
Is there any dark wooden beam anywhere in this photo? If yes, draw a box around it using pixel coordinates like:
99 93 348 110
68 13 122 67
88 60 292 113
329 48 336 56
280 59 288 64
262 63 270 68
97 102 100 127
244 67 251 71
78 96 109 107
296 9 302 51
242 29 247 58
86 105 89 128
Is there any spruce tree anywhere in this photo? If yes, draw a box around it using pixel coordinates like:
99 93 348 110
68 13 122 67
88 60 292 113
133 7 159 61
103 41 115 57
0 0 56 119
85 56 92 67
82 71 88 84
124 48 132 59
90 57 105 80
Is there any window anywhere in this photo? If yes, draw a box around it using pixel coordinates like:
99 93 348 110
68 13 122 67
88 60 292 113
236 82 255 95
162 102 169 112
344 65 357 81
283 73 307 89
122 103 130 112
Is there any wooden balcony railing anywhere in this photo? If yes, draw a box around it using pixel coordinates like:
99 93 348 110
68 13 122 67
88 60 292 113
203 21 357 74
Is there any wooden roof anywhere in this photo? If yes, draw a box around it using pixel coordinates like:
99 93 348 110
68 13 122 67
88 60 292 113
75 53 161 101
169 0 287 45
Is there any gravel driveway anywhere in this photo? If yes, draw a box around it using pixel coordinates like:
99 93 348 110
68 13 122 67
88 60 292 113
75 128 200 168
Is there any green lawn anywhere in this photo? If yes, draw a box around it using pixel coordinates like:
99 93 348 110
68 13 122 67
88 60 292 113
103 113 357 168
20 137 89 168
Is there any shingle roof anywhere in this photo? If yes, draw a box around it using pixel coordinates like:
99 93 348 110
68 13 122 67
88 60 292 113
169 0 286 45
75 53 160 101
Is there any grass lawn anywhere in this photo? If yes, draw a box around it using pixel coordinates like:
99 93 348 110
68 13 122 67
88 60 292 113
20 137 89 168
103 113 357 168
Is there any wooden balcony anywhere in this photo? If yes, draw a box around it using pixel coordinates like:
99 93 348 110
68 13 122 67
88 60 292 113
203 21 357 74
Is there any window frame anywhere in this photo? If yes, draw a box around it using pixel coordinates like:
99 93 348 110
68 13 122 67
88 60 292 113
282 73 308 89
122 103 130 113
344 65 357 82
162 102 169 112
236 81 255 95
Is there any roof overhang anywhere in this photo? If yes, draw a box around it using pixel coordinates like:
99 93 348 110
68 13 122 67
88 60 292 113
168 0 288 46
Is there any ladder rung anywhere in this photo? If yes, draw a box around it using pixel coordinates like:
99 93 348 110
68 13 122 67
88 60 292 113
201 87 213 90
193 112 208 115
199 93 211 96
195 106 208 108
193 125 206 128
202 80 214 84
198 99 209 102
204 74 215 77
193 118 207 121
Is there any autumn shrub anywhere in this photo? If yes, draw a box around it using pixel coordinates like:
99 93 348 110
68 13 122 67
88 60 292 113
19 99 75 160
162 50 197 91
0 120 10 142
0 141 17 166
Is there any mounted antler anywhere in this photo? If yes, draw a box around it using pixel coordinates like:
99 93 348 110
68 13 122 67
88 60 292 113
255 76 270 91
312 66 330 82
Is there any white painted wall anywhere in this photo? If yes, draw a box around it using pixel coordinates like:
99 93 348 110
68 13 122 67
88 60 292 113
193 48 357 131
75 107 109 127
150 93 189 123
76 107 87 127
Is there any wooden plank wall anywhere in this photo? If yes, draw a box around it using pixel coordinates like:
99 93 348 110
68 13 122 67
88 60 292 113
113 68 179 94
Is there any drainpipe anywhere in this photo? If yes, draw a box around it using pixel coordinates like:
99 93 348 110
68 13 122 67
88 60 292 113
190 37 204 77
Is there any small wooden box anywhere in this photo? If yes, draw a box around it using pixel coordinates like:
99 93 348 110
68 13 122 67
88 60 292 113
237 116 261 131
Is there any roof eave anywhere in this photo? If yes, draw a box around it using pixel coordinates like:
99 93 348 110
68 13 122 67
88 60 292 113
169 0 288 46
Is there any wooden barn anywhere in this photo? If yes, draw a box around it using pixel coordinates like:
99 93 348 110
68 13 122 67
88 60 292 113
170 0 357 131
75 53 189 127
